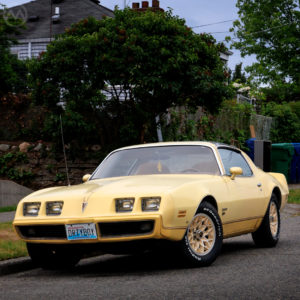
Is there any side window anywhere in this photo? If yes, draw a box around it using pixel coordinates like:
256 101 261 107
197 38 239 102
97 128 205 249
218 148 253 177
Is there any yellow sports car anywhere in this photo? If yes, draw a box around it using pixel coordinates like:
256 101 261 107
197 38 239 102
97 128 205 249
13 142 288 268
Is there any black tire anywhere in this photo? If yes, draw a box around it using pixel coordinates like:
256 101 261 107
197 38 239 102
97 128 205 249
27 243 82 270
180 202 223 267
252 193 280 247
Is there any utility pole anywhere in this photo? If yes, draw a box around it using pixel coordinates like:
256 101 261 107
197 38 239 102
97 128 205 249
124 0 126 9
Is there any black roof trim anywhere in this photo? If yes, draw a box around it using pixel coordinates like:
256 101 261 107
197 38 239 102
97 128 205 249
209 141 240 151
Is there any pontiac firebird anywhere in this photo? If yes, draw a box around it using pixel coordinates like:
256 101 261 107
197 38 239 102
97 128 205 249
13 142 289 268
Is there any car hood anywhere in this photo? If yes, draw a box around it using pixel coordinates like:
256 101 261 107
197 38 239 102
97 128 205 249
27 175 216 199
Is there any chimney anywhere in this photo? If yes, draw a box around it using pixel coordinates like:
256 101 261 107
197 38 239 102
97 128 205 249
142 1 149 8
152 0 159 8
132 0 164 12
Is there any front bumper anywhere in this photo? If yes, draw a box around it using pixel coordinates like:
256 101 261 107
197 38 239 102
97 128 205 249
13 214 186 244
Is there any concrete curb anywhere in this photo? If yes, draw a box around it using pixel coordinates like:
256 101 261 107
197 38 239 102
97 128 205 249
0 257 35 276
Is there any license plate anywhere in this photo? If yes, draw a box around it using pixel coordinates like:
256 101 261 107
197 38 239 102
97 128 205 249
65 223 97 240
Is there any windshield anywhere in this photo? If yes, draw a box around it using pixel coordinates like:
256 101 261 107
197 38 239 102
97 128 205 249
91 145 220 179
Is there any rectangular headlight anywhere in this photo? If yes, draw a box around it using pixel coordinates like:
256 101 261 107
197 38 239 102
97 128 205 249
23 202 41 216
46 201 64 215
142 197 161 211
115 198 134 212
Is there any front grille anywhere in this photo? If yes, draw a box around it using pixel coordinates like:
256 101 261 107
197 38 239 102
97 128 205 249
99 221 154 238
17 225 67 239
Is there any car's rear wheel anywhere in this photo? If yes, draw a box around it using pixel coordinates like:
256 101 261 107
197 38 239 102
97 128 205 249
252 193 280 247
27 243 82 269
180 202 223 266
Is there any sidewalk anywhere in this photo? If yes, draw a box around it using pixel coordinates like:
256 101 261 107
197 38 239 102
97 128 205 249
0 211 15 223
283 203 300 216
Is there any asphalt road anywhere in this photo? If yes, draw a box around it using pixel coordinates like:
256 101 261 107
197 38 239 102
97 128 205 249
1 209 299 300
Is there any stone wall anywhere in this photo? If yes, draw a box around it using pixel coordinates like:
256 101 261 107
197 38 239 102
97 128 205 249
30 156 99 189
0 141 101 190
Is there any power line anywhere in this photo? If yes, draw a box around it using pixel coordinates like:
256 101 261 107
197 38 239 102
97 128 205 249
191 19 234 29
208 31 231 34
216 22 294 43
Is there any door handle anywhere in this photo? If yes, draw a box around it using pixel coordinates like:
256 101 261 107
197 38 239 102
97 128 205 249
257 183 262 187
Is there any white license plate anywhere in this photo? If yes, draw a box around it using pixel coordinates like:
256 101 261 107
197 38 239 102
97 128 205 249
65 223 97 240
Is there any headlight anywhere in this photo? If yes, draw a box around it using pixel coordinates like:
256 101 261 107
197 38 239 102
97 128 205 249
115 198 135 212
142 197 161 211
46 201 64 215
23 202 41 216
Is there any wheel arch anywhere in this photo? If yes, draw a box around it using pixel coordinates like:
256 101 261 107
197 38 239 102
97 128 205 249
196 195 218 214
272 186 282 208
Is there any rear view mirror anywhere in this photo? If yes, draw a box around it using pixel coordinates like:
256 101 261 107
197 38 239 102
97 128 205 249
229 167 243 180
82 174 91 182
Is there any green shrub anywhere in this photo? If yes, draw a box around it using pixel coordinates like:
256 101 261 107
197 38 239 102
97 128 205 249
289 101 300 119
261 102 300 143
162 109 198 141
0 152 35 184
161 101 253 151
54 172 66 182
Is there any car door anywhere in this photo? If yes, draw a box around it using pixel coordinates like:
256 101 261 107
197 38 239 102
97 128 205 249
218 147 266 236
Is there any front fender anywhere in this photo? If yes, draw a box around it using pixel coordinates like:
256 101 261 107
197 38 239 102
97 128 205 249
161 177 225 229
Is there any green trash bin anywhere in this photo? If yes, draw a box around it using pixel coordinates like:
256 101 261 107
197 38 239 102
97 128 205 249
271 143 294 183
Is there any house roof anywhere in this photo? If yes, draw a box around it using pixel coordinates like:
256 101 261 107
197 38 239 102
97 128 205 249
9 0 114 40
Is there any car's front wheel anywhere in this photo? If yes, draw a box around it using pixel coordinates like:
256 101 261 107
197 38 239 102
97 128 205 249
180 202 223 267
27 243 82 269
252 193 280 247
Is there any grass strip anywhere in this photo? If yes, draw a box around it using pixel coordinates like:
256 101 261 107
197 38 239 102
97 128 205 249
0 206 16 213
288 189 300 204
0 222 27 261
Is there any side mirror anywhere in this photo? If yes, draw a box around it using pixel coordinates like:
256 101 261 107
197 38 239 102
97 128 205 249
229 167 243 180
82 174 91 182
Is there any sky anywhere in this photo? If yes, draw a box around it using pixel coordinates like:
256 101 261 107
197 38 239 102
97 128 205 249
1 0 256 72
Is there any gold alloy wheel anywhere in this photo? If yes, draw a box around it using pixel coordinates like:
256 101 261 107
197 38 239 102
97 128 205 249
187 213 216 256
269 202 279 237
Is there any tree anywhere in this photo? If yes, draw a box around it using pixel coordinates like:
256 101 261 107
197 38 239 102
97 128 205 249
231 63 246 83
261 102 300 143
230 0 300 101
30 8 231 148
0 5 27 98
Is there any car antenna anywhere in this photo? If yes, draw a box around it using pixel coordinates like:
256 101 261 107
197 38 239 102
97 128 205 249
60 115 71 186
